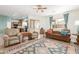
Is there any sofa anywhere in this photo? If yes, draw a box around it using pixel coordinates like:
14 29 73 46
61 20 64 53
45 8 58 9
45 29 71 42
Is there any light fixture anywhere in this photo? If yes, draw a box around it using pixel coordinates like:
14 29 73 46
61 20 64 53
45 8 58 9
33 5 47 13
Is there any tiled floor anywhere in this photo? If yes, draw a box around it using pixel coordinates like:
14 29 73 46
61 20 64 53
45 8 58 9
0 37 79 54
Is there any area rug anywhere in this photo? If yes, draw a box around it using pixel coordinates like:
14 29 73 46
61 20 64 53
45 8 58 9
14 39 72 54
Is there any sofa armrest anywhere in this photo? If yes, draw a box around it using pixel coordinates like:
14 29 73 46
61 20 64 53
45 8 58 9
3 35 9 40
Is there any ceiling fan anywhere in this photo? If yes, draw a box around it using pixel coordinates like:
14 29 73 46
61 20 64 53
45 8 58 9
33 5 47 13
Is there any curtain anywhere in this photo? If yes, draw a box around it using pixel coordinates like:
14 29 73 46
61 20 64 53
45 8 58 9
64 13 69 29
49 16 53 29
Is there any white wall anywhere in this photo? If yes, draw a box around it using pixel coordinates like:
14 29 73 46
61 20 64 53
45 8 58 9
68 9 79 34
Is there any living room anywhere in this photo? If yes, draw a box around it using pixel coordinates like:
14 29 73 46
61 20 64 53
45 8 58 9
0 5 79 54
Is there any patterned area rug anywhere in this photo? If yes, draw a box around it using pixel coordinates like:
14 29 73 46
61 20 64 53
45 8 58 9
14 39 70 54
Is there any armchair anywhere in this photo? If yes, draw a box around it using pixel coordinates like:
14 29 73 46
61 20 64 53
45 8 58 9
3 28 22 47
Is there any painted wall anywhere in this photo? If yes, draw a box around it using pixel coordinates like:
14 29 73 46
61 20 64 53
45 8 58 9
0 15 11 35
68 9 79 34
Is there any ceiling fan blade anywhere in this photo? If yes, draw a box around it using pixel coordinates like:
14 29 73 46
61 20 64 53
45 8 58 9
43 7 47 9
33 5 47 9
38 7 47 9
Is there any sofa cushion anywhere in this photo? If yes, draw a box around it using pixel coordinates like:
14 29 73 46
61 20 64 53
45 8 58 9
47 29 53 35
52 31 60 34
5 28 19 36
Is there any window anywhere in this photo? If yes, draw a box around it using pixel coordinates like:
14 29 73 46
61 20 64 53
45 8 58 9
52 18 65 28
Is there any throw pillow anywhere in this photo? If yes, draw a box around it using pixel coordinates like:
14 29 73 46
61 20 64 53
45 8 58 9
61 31 68 36
47 29 53 35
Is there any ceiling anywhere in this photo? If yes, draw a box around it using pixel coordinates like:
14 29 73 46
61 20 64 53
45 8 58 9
0 5 79 16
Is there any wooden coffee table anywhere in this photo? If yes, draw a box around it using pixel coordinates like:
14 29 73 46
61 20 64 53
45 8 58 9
20 32 32 41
